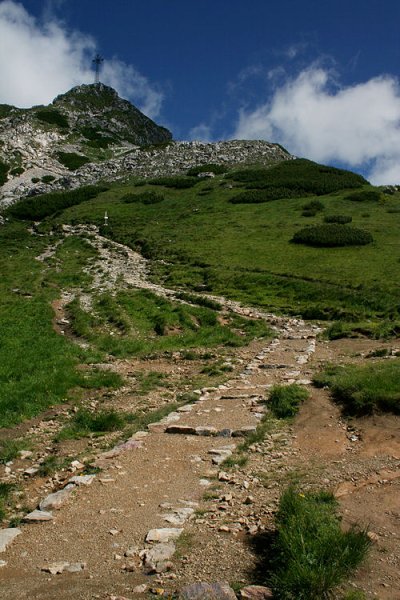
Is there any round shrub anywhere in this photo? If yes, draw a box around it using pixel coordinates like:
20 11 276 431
10 166 24 176
187 163 228 176
302 199 324 211
346 190 381 202
292 224 373 247
229 188 298 204
324 214 352 224
36 109 69 129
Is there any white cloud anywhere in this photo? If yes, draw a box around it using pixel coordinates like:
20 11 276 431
234 66 400 184
0 0 163 118
188 123 214 142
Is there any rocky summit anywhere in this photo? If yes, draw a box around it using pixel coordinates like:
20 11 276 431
0 83 292 206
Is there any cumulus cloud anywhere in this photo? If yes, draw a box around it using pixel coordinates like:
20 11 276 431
0 0 163 118
188 123 214 142
234 66 400 184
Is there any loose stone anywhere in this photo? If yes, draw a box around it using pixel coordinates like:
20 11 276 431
0 528 22 552
145 528 183 543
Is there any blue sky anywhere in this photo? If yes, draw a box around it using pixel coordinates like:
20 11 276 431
1 0 400 183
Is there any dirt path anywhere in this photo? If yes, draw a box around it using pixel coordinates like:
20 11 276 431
1 226 399 600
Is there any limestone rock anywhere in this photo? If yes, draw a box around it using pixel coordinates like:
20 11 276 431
179 582 237 600
145 528 183 543
240 585 273 600
0 528 22 553
39 484 75 511
24 509 54 522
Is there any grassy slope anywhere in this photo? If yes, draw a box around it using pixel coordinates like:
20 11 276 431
57 172 400 321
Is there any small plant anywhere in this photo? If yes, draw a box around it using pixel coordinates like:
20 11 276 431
292 224 373 247
269 487 371 600
41 175 56 184
302 199 324 213
269 384 309 418
324 214 352 224
10 166 24 176
57 408 126 440
0 440 29 464
187 163 228 176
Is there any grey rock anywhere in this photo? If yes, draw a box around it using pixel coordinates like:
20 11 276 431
0 528 22 552
240 585 273 600
24 509 54 522
64 562 86 573
165 425 197 435
39 484 75 510
69 474 96 486
145 528 183 543
232 426 257 438
195 426 218 436
142 541 176 573
179 582 237 600
41 561 70 575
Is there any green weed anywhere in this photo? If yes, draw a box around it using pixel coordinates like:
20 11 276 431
269 385 309 419
268 487 371 600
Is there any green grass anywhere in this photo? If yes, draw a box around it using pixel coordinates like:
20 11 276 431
0 483 15 522
269 384 309 418
66 288 271 358
0 439 30 464
47 165 400 327
57 151 90 171
313 359 400 415
268 487 370 600
56 408 127 440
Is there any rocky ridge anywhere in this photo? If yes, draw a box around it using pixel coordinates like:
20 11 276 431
0 84 292 207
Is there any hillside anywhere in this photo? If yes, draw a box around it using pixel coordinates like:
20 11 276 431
0 84 292 207
0 134 400 598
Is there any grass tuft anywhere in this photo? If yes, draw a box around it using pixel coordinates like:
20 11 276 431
269 384 309 419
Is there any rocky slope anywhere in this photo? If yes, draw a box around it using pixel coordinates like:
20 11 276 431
0 84 293 207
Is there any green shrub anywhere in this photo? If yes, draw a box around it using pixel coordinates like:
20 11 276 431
228 159 367 195
31 177 40 183
57 408 126 440
187 163 228 176
269 487 370 600
122 190 164 204
57 151 90 171
324 214 353 224
7 184 108 220
146 176 200 189
41 175 56 184
80 126 116 148
269 384 309 418
10 167 24 176
313 359 400 415
229 188 299 204
302 199 324 211
292 224 373 247
0 160 9 186
36 108 69 129
346 190 381 202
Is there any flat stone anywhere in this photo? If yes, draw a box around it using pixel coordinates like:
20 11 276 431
165 425 197 435
143 541 176 572
180 582 237 600
195 426 218 437
0 528 22 553
64 562 86 573
69 474 96 486
232 426 257 438
132 584 147 593
24 509 54 522
24 467 39 477
0 560 7 568
162 507 195 525
240 585 273 600
145 528 183 543
39 484 75 511
41 561 70 575
18 450 33 459
177 405 194 413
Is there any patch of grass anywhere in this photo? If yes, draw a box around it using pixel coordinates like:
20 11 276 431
146 176 200 189
313 359 400 415
187 163 228 176
0 160 9 186
324 319 400 340
79 369 124 389
176 291 221 310
324 214 353 224
0 483 15 522
122 190 165 204
57 409 126 440
37 455 68 477
0 440 29 464
268 487 371 600
269 384 309 419
135 371 167 395
346 190 381 202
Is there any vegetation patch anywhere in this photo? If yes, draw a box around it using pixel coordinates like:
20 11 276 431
324 214 353 224
122 190 164 204
0 160 9 186
57 151 90 171
228 159 367 195
36 108 69 129
229 188 299 204
268 487 370 599
145 176 200 189
346 190 381 202
269 384 309 418
292 224 373 247
313 359 400 415
6 184 108 220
